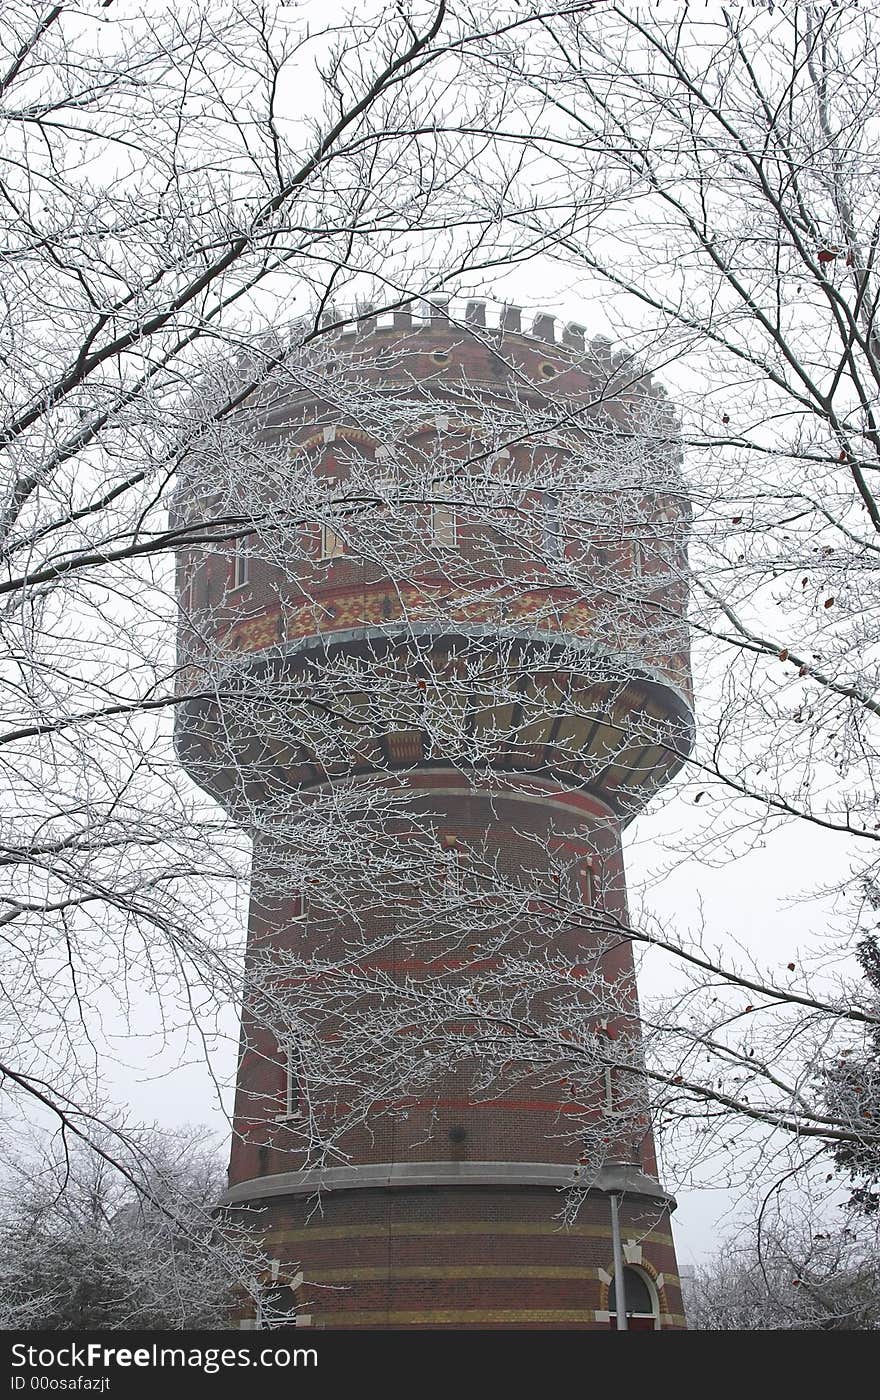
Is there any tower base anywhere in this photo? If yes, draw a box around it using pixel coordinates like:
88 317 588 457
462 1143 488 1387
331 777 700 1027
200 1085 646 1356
222 1166 686 1330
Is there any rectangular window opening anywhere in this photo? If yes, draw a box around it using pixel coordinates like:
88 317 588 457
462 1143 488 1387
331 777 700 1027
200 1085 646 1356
444 850 464 895
180 554 196 613
603 1064 615 1116
542 490 563 560
432 480 458 548
320 520 345 559
232 539 250 590
275 1043 301 1121
579 858 595 905
555 855 595 906
440 835 466 895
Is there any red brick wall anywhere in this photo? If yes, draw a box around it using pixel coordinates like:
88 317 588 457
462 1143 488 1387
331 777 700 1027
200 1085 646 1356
228 1186 685 1330
228 780 656 1185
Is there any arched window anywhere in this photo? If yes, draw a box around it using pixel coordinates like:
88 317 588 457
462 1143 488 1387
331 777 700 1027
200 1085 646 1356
609 1266 660 1330
254 1266 303 1329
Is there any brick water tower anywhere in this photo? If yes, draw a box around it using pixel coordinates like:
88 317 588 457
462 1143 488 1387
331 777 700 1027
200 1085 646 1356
175 301 693 1329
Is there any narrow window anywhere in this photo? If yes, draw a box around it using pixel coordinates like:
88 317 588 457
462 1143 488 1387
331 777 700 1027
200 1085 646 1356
554 855 594 906
201 552 213 611
578 857 594 905
445 851 462 895
432 480 457 548
440 834 465 894
320 520 345 559
603 1065 616 1115
374 473 395 515
594 539 614 570
232 538 249 590
284 1044 299 1119
542 490 562 560
275 1043 300 1121
179 553 195 613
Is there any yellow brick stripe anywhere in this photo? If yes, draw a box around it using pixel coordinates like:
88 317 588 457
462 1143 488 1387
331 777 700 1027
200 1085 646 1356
306 1264 602 1283
310 1308 687 1327
317 1309 600 1326
269 1220 674 1247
